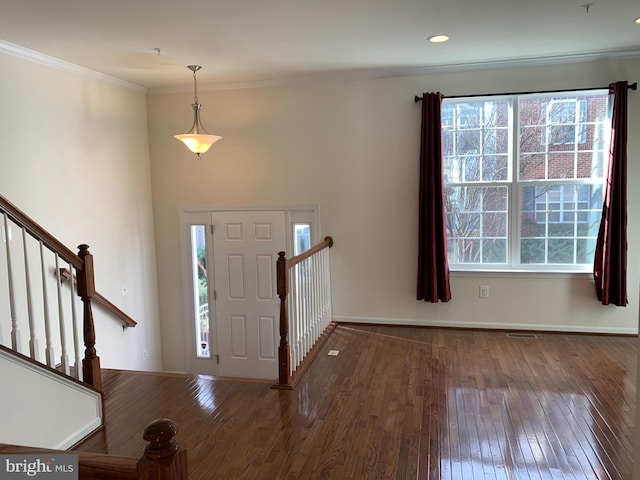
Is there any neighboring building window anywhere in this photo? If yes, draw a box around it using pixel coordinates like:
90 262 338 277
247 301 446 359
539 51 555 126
442 90 609 270
545 99 588 145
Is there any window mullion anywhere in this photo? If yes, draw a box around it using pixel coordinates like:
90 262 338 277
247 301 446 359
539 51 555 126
511 97 520 268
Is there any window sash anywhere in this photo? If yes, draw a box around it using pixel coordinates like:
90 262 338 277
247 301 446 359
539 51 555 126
443 90 609 271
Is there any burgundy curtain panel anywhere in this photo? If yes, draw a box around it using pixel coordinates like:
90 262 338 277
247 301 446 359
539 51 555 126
417 92 452 302
593 81 628 306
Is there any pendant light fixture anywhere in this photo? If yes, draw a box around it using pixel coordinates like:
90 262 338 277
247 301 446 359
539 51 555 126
174 65 221 157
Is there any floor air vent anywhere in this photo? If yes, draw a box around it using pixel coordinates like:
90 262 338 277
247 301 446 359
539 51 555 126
506 333 538 339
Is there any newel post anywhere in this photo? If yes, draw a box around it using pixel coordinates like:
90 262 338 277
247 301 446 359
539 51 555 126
77 244 101 390
137 419 188 480
276 251 291 387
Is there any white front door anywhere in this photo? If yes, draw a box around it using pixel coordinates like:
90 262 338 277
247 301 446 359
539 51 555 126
211 210 286 379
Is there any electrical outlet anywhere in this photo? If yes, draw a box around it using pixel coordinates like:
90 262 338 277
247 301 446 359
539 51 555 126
142 349 148 360
122 284 128 296
479 285 490 298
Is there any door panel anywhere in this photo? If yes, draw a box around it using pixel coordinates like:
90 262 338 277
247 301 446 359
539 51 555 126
258 316 276 360
212 210 286 379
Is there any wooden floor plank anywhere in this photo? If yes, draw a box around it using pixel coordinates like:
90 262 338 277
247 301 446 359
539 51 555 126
74 325 636 479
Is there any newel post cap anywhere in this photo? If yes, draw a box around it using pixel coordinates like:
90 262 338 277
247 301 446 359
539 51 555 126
143 418 179 460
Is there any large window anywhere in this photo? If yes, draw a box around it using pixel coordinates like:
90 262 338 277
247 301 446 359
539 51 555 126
442 91 609 270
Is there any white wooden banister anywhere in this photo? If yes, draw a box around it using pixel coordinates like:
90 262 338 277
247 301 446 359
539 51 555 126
0 194 102 390
69 260 83 381
55 253 71 375
22 227 38 360
40 240 56 368
3 213 20 352
273 236 335 390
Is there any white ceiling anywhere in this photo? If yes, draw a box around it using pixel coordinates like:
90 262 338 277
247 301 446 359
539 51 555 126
1 0 639 91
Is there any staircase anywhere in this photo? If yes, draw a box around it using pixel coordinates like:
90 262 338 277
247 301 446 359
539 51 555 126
0 194 188 479
1 194 103 388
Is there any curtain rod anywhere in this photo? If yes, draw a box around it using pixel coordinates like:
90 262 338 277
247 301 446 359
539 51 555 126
413 82 637 103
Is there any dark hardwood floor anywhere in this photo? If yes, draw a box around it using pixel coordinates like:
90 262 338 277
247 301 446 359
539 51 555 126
74 324 637 479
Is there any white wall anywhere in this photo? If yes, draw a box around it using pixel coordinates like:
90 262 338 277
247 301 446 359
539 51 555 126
147 57 640 373
0 348 102 449
0 46 162 371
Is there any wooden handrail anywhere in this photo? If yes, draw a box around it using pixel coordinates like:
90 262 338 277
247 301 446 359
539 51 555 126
0 194 82 269
0 193 155 389
285 236 334 269
1 192 136 331
60 269 137 329
0 419 187 480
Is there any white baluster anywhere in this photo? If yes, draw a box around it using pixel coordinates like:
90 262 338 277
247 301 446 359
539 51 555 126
300 260 307 365
69 264 83 380
310 255 315 349
3 214 20 352
288 286 296 375
315 256 319 336
40 241 55 367
292 264 300 372
296 262 303 365
300 259 306 358
320 249 326 328
320 252 325 327
305 257 311 354
316 251 322 332
325 248 332 325
309 255 315 344
22 227 38 360
313 253 320 340
295 263 303 370
55 254 70 375
320 248 327 328
290 266 298 374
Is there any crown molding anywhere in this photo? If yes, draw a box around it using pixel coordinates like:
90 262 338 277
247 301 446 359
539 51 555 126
2 36 637 95
149 48 640 96
391 48 640 77
0 39 146 93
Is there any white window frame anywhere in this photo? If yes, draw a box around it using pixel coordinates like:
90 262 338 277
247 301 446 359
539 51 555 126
444 90 610 273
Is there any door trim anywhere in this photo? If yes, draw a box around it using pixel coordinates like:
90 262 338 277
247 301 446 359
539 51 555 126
178 205 320 375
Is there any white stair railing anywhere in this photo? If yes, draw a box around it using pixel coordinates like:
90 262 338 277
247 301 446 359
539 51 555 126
274 236 334 389
1 212 83 380
0 194 102 389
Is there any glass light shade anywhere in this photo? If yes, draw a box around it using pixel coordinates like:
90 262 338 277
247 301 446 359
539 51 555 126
174 133 222 154
174 101 221 156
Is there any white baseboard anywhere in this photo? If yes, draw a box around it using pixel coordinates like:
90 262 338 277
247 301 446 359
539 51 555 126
55 418 103 450
333 315 638 335
0 349 103 450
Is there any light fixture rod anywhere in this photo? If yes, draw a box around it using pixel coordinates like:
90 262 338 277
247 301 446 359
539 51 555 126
174 64 222 157
188 65 202 105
